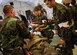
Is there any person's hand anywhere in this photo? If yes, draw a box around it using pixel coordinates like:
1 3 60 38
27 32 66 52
35 27 40 31
60 39 65 45
26 51 32 55
40 24 46 27
32 21 38 24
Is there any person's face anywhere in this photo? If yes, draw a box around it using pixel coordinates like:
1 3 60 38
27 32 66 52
45 0 55 8
33 10 41 16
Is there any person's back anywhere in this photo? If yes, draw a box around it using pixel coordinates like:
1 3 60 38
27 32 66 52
1 16 22 55
0 5 31 55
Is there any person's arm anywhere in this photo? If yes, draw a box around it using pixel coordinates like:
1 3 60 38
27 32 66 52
32 20 38 24
16 20 31 39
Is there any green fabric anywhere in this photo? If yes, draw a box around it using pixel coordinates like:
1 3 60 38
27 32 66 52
0 16 24 55
53 3 67 23
2 18 18 36
71 4 77 29
53 3 67 30
32 15 48 25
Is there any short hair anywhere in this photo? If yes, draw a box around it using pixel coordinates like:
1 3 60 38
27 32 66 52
34 6 41 11
44 0 51 2
44 0 46 2
37 5 43 9
3 5 13 14
34 5 44 11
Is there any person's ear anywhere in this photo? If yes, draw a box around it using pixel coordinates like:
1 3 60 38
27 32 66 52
10 10 14 14
10 10 13 14
48 0 51 1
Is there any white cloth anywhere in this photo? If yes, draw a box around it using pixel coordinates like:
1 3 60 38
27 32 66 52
58 21 69 28
33 31 42 36
46 7 53 20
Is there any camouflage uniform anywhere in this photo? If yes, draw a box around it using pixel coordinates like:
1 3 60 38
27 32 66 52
24 34 46 55
0 15 31 55
58 3 74 55
70 1 77 46
30 13 54 55
51 3 73 55
71 4 77 29
60 27 74 55
32 14 54 42
53 3 67 26
50 3 67 41
48 3 67 40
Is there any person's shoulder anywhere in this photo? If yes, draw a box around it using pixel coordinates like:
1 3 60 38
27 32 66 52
56 3 66 13
16 18 27 27
56 3 66 10
8 17 19 22
16 19 24 24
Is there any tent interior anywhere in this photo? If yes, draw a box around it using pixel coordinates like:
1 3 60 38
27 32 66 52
0 0 77 19
0 0 77 55
0 0 63 20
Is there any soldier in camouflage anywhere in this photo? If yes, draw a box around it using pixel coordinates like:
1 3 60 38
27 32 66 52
44 0 72 55
44 0 68 33
31 5 54 43
44 0 67 39
26 5 54 55
0 5 31 55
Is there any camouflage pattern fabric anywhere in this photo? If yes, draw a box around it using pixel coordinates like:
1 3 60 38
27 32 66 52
32 14 54 43
24 34 58 55
0 16 30 55
71 4 77 29
53 3 67 30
